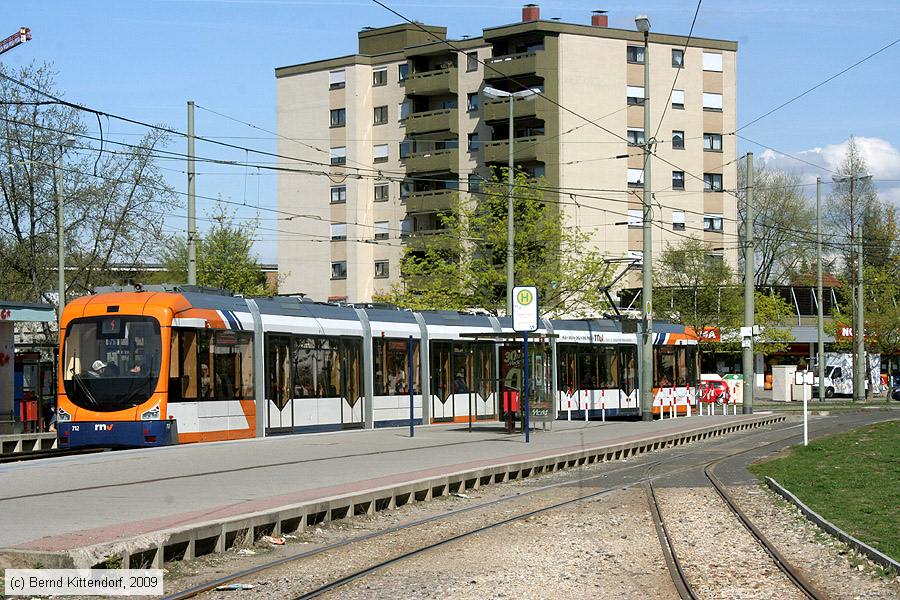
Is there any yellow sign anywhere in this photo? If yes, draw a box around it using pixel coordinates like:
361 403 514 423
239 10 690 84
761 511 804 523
516 288 534 306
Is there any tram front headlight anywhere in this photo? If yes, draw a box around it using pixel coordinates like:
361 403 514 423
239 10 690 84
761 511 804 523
140 404 161 421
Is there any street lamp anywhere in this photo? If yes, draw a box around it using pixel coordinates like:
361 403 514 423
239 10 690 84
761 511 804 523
482 85 541 315
832 173 873 402
635 14 654 421
56 135 76 317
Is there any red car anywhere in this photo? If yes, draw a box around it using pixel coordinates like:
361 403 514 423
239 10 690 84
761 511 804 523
699 379 730 404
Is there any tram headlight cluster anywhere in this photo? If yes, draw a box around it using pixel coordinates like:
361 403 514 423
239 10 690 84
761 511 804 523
140 404 161 421
57 407 71 422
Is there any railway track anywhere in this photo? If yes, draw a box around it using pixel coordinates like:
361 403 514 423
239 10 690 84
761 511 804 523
645 441 831 600
165 420 822 600
0 447 107 464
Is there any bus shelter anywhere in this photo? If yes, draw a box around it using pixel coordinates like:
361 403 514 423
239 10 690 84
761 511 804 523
460 331 557 433
0 301 57 434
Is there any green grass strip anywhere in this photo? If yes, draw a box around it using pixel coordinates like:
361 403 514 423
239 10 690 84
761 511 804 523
750 419 900 560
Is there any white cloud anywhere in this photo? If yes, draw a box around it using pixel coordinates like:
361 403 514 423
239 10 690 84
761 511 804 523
755 136 900 204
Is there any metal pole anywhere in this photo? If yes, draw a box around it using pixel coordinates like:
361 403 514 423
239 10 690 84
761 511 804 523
187 100 197 286
849 176 857 401
506 96 515 316
408 335 414 437
55 147 65 317
640 29 654 421
523 331 530 443
856 222 865 402
742 152 755 414
816 178 825 402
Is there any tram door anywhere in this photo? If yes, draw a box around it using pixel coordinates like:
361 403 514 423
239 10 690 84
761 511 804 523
265 335 293 434
339 339 364 429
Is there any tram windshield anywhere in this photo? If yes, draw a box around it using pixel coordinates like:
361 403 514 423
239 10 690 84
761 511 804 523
63 316 162 412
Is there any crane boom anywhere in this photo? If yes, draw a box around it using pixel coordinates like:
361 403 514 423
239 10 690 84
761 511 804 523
0 27 32 56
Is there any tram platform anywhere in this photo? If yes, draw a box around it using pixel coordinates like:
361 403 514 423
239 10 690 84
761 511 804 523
0 413 785 568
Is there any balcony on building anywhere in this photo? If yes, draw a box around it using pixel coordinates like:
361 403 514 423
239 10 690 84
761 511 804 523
483 32 548 80
402 138 459 174
404 51 458 96
406 106 459 137
483 118 545 164
407 188 457 214
483 95 540 123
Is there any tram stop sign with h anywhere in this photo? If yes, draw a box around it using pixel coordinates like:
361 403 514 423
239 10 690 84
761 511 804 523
512 286 539 332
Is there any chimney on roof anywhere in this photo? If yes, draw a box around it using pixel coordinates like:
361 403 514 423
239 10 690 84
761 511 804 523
592 10 608 27
522 4 540 22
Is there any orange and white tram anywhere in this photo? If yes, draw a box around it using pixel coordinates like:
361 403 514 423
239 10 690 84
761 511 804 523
56 287 698 448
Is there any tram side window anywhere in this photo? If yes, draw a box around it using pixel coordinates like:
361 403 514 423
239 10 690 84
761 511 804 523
557 346 577 392
292 337 318 398
321 339 341 397
173 330 199 401
452 346 471 394
577 350 598 390
674 346 689 387
654 346 676 388
598 346 619 389
213 331 254 400
619 346 638 393
431 342 452 400
373 338 421 395
684 346 699 387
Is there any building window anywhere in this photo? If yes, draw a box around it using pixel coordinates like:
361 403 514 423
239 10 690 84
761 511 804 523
400 179 413 201
467 92 478 112
702 52 723 72
702 92 723 111
374 260 389 279
466 51 478 72
468 132 479 152
672 211 686 231
373 68 387 86
628 209 643 228
468 174 482 194
703 214 724 232
705 253 724 267
400 218 411 237
398 63 409 81
399 139 411 159
330 108 346 128
672 171 685 190
704 173 723 191
626 45 645 64
330 223 347 241
330 261 347 280
399 100 411 121
627 168 644 187
626 128 645 146
374 183 389 202
672 130 685 150
703 133 723 152
328 70 345 90
374 105 388 125
330 185 347 204
672 89 685 109
626 85 645 106
672 48 684 68
330 146 346 166
374 221 389 240
373 144 389 163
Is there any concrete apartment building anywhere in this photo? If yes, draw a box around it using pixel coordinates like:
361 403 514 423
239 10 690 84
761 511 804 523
275 5 738 303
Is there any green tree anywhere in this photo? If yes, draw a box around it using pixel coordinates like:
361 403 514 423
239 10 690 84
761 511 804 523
736 160 815 285
0 62 176 304
654 237 740 352
161 207 271 296
654 238 795 355
375 170 613 317
860 266 900 375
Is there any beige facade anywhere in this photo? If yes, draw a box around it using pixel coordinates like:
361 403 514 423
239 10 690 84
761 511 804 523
275 9 738 303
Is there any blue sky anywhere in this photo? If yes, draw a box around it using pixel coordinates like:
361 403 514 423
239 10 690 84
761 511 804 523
4 0 900 262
